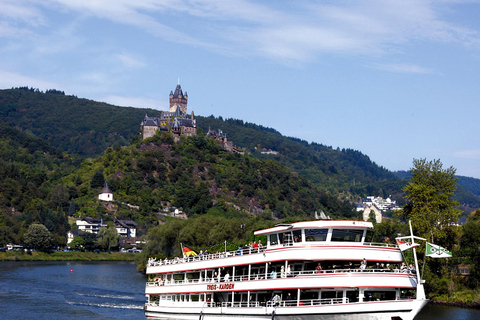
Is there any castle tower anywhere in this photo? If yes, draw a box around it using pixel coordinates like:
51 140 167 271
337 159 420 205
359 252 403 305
169 84 188 114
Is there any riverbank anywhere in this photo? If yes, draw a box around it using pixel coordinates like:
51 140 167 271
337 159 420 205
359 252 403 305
0 250 137 261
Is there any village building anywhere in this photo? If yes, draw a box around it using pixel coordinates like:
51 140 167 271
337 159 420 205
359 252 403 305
98 182 113 201
76 217 107 234
140 83 196 139
75 218 137 238
115 220 138 238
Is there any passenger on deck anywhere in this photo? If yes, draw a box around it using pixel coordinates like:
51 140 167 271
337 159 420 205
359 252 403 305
270 269 277 279
315 263 322 273
281 266 286 278
224 271 230 282
360 258 367 271
285 292 294 305
258 240 263 252
286 264 292 277
409 264 416 274
271 294 281 306
400 262 408 273
253 241 259 252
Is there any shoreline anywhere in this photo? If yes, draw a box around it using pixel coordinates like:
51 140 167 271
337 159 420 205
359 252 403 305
0 251 137 262
431 299 480 310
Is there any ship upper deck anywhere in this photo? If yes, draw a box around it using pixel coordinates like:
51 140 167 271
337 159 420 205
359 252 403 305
146 220 400 274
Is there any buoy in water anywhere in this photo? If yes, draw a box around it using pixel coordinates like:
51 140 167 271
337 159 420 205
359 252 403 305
70 268 74 273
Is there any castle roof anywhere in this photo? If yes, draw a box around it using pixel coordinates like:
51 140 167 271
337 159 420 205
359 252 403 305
179 119 195 127
172 84 184 98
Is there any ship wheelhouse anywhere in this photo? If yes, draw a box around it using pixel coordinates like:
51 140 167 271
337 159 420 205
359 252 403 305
145 220 425 320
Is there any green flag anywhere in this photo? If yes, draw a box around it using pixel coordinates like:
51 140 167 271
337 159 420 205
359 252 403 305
426 242 452 258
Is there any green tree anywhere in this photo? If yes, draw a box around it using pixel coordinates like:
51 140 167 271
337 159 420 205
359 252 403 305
23 223 53 252
69 235 85 251
80 232 98 251
69 198 76 217
459 209 480 288
90 171 105 189
400 158 461 245
97 222 119 252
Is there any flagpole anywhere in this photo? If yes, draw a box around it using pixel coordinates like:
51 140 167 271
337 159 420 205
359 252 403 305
409 221 425 300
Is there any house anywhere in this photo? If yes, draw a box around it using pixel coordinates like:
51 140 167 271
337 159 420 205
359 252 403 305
67 230 80 244
76 217 107 234
140 83 196 139
98 182 113 202
114 219 137 238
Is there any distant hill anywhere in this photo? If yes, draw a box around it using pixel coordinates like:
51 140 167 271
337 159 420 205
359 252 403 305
1 87 479 212
394 170 480 214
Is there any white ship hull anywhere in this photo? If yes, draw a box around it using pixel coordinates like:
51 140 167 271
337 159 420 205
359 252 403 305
145 299 428 320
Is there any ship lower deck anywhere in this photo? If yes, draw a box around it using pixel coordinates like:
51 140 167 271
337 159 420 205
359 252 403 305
145 298 428 320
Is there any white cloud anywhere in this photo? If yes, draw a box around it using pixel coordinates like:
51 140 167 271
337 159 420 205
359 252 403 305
0 69 60 91
369 63 435 74
4 0 480 64
100 94 166 110
454 148 480 160
116 54 145 68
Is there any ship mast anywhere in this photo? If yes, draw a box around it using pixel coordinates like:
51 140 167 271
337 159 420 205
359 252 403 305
408 220 426 300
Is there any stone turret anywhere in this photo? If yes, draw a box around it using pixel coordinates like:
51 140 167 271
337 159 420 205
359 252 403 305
169 84 188 114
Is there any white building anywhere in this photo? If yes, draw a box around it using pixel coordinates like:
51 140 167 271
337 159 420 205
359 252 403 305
76 217 107 234
98 182 113 202
115 220 138 238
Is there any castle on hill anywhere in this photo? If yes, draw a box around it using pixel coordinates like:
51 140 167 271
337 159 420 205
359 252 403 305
140 83 197 139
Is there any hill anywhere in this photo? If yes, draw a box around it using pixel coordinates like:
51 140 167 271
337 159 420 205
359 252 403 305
0 88 397 196
1 87 479 211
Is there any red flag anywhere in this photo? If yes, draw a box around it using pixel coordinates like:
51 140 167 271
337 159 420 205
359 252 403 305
182 247 198 257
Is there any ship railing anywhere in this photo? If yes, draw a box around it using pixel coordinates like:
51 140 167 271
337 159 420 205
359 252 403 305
147 247 265 266
266 297 346 307
363 242 398 248
147 268 414 287
221 301 261 308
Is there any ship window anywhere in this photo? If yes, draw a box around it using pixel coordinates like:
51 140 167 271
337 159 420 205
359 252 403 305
293 230 302 242
365 230 374 243
346 290 359 303
320 291 342 300
269 234 278 245
364 291 396 301
331 229 363 242
305 229 328 241
191 294 199 302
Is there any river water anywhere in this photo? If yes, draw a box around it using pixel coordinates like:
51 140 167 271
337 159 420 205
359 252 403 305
1 261 479 320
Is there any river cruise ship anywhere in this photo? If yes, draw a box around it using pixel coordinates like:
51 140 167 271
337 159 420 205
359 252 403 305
145 220 428 320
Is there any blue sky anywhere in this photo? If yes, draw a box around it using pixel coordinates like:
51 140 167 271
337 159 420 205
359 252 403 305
1 0 480 179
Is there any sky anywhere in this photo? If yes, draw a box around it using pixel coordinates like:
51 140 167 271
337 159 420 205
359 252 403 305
1 0 480 179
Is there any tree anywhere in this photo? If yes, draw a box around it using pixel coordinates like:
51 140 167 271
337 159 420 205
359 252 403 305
400 158 461 245
69 235 85 251
97 223 119 252
459 209 480 288
80 232 98 251
69 198 76 217
23 223 53 252
90 171 105 189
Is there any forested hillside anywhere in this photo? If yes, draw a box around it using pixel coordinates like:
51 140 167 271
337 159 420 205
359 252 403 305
0 122 356 247
0 87 479 213
0 88 405 198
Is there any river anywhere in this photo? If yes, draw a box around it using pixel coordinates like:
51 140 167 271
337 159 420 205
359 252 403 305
0 261 479 319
